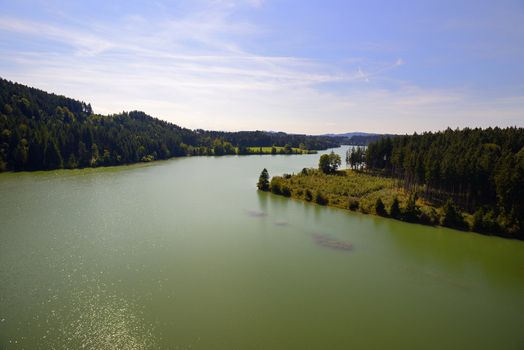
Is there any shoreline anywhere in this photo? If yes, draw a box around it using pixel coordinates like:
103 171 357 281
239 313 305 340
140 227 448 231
263 168 522 241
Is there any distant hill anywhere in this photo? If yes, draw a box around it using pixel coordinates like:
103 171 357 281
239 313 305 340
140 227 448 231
322 132 378 138
321 132 397 146
0 77 341 171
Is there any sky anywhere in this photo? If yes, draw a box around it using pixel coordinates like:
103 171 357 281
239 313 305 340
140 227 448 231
0 0 523 134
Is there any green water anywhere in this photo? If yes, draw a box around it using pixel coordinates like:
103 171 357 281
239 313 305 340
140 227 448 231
1 146 523 349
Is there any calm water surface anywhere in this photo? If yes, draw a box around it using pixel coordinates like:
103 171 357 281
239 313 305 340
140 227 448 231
1 146 523 349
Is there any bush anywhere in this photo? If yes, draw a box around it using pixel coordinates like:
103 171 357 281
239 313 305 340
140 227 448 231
281 185 291 197
472 208 500 234
305 189 313 201
441 199 468 230
270 177 282 194
402 192 420 222
375 198 386 216
390 197 401 218
419 207 439 225
348 197 359 211
315 191 328 205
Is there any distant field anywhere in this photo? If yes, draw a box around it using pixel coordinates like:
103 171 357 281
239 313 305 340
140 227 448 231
245 146 316 154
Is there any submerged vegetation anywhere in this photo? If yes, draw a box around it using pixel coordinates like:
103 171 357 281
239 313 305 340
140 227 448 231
259 127 524 239
0 78 339 172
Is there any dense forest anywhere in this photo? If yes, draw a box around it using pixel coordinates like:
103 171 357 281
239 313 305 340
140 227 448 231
0 78 341 171
364 128 524 237
344 134 396 146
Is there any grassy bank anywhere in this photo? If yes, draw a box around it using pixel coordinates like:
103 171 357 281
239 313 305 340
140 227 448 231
266 168 485 233
245 146 316 155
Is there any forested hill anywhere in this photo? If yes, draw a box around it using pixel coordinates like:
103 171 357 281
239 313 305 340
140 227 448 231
322 132 398 145
365 128 524 237
0 78 340 171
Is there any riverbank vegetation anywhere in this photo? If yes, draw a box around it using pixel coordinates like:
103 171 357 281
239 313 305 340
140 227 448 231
245 146 316 155
0 78 339 172
260 127 524 239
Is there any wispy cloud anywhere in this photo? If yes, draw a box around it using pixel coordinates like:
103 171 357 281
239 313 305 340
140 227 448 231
0 0 522 133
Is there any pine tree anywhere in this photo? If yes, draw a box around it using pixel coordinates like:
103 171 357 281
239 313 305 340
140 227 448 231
43 139 63 169
390 197 401 218
257 168 270 191
375 198 386 216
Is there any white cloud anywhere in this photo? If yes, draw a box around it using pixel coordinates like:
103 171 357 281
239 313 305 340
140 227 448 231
0 2 522 134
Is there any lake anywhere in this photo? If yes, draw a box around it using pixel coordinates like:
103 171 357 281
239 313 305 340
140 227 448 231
1 146 523 349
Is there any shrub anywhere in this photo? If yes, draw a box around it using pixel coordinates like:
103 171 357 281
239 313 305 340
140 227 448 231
305 189 313 201
315 191 328 205
441 199 468 230
473 208 500 234
375 198 387 216
281 185 291 197
270 177 282 194
390 197 401 218
402 192 420 222
348 197 360 211
419 207 439 225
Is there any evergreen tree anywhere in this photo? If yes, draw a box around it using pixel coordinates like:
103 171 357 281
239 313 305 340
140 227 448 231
390 197 401 218
375 198 386 216
43 139 63 169
441 199 467 230
403 192 420 222
257 168 270 191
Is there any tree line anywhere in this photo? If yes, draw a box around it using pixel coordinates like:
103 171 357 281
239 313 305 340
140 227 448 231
365 128 524 237
0 78 341 171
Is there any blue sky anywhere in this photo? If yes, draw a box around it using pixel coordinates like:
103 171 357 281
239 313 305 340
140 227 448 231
0 0 523 134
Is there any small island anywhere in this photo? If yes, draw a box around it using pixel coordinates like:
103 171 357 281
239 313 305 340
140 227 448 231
258 128 524 240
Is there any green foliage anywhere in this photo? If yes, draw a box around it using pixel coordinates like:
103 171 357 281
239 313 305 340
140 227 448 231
441 199 468 230
257 168 270 191
419 207 439 225
390 197 401 218
0 78 341 172
402 192 420 222
348 197 359 211
66 153 78 169
270 177 282 194
472 208 500 234
375 198 386 216
346 146 366 169
314 191 328 205
366 128 524 237
319 154 331 174
44 139 63 169
319 151 341 174
304 189 313 201
266 168 493 237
